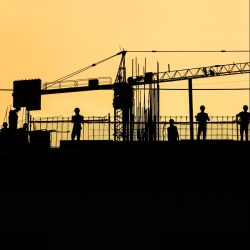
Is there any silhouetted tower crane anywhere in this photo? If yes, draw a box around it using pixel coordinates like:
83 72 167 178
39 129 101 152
12 51 250 142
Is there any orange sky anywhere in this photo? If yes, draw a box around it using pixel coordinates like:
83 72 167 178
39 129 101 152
0 0 249 125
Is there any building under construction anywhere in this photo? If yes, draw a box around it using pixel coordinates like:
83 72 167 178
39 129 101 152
9 51 250 145
0 51 249 249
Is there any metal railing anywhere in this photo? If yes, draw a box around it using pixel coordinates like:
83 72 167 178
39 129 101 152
29 115 241 148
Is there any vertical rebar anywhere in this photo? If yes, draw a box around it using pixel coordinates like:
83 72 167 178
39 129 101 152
108 113 111 141
67 117 69 141
157 61 160 141
93 116 94 140
221 116 223 140
226 116 228 139
61 117 63 145
56 116 59 147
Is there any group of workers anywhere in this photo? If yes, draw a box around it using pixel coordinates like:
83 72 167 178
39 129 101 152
71 105 250 143
0 106 29 144
0 106 84 144
1 105 250 143
167 104 250 142
166 105 210 142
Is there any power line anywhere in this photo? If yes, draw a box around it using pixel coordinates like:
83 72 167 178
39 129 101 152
195 80 249 85
165 79 249 87
43 50 249 90
126 50 250 53
156 88 250 91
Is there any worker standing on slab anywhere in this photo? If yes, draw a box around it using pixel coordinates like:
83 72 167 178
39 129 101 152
196 105 210 140
167 119 179 142
71 107 84 141
236 105 250 141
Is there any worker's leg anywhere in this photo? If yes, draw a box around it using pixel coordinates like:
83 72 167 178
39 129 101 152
203 127 207 140
197 127 202 140
240 127 244 141
245 128 248 141
76 130 81 141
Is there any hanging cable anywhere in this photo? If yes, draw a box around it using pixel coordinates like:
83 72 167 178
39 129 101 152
143 88 250 91
126 50 250 53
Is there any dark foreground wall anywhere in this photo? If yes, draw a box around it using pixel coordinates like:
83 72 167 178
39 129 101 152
0 140 249 249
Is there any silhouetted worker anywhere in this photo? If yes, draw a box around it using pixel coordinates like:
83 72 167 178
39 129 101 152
1 122 9 133
71 107 84 140
167 119 179 142
196 105 210 140
8 106 20 132
236 105 250 141
0 122 10 143
17 123 29 145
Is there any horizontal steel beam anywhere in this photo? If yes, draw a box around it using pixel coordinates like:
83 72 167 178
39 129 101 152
41 84 113 95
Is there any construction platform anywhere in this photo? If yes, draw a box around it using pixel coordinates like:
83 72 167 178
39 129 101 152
0 140 249 249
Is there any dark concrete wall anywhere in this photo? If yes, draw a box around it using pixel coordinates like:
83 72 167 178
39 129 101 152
0 140 249 249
